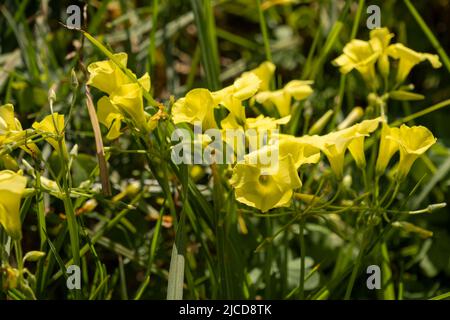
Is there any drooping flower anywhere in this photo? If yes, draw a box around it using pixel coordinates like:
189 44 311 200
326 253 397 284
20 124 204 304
172 88 217 129
332 39 380 88
87 53 153 134
0 170 27 240
387 124 436 180
375 122 400 176
387 43 441 83
255 80 313 117
87 53 151 95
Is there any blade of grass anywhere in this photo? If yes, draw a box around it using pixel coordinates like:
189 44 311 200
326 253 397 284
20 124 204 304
190 0 221 90
404 0 450 74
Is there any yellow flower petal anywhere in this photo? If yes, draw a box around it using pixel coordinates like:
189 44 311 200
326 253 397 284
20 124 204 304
32 113 66 154
0 170 27 240
230 153 301 212
387 43 442 83
172 88 217 129
109 83 148 132
387 124 436 180
245 61 276 92
87 53 131 95
97 96 124 140
375 122 400 175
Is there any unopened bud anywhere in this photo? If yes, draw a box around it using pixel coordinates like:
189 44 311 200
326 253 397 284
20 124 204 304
308 110 334 135
338 107 364 130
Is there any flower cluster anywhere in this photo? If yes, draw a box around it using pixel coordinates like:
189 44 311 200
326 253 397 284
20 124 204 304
170 27 439 212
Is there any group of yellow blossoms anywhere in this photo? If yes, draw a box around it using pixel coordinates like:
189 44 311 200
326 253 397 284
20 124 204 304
0 27 441 240
171 27 439 212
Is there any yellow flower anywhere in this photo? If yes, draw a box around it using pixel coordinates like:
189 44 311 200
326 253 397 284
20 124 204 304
0 104 39 156
332 39 379 87
244 61 276 91
387 124 436 180
273 134 321 168
299 128 364 180
0 170 27 240
346 117 382 169
87 53 130 95
109 83 149 132
87 53 151 95
375 122 400 176
172 88 217 129
255 80 313 117
387 43 441 83
369 27 395 78
32 113 67 155
230 133 320 212
97 96 124 140
230 152 301 212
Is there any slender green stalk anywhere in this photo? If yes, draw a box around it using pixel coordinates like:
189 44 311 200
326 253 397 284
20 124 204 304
299 219 306 300
344 234 365 300
190 0 221 90
256 0 272 62
391 99 450 126
147 0 159 77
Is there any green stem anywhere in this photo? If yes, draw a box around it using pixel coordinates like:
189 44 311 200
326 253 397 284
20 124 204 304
344 233 366 300
147 0 159 78
403 0 450 74
256 0 272 62
299 218 306 300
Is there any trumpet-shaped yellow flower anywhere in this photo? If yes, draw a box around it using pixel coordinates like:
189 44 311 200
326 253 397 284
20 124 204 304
0 170 27 240
375 122 400 175
369 27 395 78
387 124 436 180
87 53 130 95
32 113 66 154
346 117 382 169
0 104 39 156
387 43 442 83
243 61 276 91
255 80 313 117
230 152 301 212
332 39 380 87
97 97 124 140
87 53 151 95
299 127 365 180
172 88 217 129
